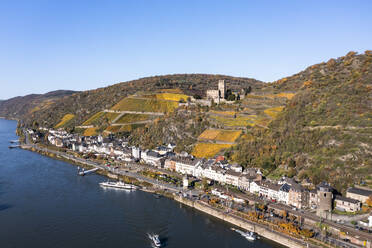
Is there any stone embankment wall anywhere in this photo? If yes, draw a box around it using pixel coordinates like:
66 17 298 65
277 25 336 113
174 196 308 248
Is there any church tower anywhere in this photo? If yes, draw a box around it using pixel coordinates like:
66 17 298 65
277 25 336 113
218 80 226 99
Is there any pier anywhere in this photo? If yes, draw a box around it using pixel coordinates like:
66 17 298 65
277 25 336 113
8 145 20 149
78 167 99 176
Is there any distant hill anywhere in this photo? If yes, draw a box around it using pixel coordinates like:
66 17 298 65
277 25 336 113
231 51 372 191
22 74 263 128
0 90 77 120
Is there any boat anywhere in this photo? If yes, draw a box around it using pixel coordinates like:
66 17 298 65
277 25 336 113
148 233 161 247
231 228 257 241
99 181 137 190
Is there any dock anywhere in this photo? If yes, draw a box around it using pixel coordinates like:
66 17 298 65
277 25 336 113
8 145 20 149
10 140 19 143
78 167 99 176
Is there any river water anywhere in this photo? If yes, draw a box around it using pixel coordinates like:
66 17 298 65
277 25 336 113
0 119 283 248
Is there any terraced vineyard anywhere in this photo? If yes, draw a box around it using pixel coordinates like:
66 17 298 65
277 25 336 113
264 106 284 119
115 113 153 124
83 127 98 136
82 112 120 126
111 97 179 113
198 129 242 143
55 114 75 128
192 143 233 158
209 114 258 127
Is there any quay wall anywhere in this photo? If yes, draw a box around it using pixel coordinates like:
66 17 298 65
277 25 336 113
174 196 308 248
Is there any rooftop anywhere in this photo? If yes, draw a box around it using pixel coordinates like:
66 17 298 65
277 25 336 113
347 187 372 197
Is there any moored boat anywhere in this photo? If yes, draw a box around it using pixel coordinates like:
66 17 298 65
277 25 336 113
231 228 258 241
99 181 137 190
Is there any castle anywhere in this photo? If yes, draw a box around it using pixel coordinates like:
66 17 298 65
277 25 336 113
206 80 226 103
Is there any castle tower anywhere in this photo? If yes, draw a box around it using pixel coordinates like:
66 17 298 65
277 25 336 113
316 182 333 218
218 80 226 99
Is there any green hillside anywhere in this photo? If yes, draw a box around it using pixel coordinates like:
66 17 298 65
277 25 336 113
229 51 372 191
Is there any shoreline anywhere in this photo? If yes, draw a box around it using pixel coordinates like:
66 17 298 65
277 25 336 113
19 143 314 248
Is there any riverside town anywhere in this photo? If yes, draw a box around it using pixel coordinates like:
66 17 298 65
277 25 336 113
20 118 372 248
2 2 372 247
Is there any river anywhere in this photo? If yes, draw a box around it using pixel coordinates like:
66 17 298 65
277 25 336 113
0 119 284 248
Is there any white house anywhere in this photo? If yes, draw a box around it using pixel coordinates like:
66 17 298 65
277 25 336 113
250 181 260 194
225 170 240 187
278 183 291 205
173 157 201 176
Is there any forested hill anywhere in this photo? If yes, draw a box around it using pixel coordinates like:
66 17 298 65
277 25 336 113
231 51 372 191
21 74 263 127
0 90 77 120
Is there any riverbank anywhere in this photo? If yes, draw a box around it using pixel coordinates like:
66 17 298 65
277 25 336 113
19 143 315 248
173 196 316 248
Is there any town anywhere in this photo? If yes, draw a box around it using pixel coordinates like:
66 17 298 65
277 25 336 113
25 126 372 248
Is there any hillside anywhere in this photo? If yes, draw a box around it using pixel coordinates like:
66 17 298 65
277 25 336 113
11 52 372 192
229 51 372 192
22 74 263 128
0 90 77 120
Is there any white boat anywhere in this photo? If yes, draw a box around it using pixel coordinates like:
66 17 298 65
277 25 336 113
231 228 257 241
148 233 161 247
99 181 136 190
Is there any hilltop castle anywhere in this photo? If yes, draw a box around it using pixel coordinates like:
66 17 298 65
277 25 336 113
206 80 226 103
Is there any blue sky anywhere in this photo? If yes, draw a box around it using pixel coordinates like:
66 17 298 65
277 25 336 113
1 0 371 99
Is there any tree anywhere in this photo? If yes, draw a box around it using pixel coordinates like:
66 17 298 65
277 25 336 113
227 94 236 101
366 195 372 207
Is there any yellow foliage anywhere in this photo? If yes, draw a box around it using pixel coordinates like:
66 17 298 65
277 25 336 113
264 92 295 100
209 110 237 116
55 114 75 128
198 129 242 143
155 93 189 102
276 78 288 84
83 127 98 136
264 106 284 119
192 143 232 158
82 112 105 126
211 115 257 127
159 88 183 93
105 125 121 133
303 80 313 87
111 97 179 113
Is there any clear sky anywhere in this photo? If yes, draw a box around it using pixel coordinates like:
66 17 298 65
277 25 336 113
1 0 371 99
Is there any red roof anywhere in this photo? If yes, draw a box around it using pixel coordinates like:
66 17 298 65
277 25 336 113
216 155 225 162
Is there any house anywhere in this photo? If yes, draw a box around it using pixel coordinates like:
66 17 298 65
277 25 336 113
230 163 243 173
257 181 280 201
164 159 176 171
250 180 261 194
142 150 164 167
308 189 318 209
224 170 241 187
346 187 372 204
238 174 255 191
202 164 226 183
334 195 361 212
173 157 201 176
153 145 169 155
288 183 308 209
278 183 291 205
55 138 63 147
132 146 141 160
